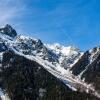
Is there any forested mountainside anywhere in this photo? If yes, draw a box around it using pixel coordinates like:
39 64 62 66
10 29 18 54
0 50 99 100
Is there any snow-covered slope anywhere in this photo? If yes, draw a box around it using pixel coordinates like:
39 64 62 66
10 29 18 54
71 47 100 77
0 25 82 70
46 43 83 69
0 89 10 100
0 25 80 87
0 24 100 99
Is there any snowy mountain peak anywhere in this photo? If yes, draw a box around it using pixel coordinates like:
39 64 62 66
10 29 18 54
45 43 82 69
89 46 100 54
45 43 80 56
0 24 82 70
0 24 17 38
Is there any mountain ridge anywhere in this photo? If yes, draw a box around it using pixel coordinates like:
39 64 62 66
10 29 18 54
0 24 100 100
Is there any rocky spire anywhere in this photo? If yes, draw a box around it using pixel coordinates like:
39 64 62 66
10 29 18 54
0 24 17 38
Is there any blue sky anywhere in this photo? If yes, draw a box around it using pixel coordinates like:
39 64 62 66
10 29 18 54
0 0 100 51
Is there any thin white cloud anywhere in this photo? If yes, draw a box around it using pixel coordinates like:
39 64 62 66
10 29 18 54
0 0 26 26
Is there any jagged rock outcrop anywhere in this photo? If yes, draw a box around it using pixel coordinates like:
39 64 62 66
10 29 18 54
0 24 17 38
